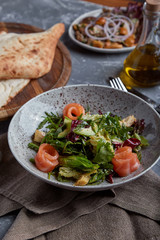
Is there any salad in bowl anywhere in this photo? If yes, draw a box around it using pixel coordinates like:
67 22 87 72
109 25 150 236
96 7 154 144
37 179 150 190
28 102 148 186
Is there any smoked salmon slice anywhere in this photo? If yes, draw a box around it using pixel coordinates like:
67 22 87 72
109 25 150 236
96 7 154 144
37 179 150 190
63 103 85 120
112 146 140 177
35 143 59 172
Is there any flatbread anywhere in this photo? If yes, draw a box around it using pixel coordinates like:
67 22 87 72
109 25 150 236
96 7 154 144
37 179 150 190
0 78 30 108
0 23 65 80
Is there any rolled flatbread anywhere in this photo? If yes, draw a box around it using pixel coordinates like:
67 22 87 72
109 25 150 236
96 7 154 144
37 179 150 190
0 23 65 80
0 79 30 108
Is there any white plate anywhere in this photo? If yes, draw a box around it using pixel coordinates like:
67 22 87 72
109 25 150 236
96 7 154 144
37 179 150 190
68 9 136 53
8 85 160 192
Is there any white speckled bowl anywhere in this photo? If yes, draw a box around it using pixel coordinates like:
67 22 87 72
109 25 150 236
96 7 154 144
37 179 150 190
8 85 160 191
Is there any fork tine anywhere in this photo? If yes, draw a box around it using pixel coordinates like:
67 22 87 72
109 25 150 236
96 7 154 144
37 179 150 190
110 79 118 89
116 77 128 92
115 77 123 91
109 80 115 89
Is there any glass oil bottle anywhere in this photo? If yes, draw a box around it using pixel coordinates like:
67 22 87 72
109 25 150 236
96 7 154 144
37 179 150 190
120 0 160 88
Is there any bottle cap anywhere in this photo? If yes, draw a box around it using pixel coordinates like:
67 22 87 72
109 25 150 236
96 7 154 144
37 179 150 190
146 0 160 12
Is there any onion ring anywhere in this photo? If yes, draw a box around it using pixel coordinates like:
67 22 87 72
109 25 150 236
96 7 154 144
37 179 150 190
84 14 134 42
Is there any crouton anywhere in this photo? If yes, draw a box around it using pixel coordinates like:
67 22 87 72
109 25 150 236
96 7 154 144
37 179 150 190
121 115 136 127
74 170 97 186
33 130 45 142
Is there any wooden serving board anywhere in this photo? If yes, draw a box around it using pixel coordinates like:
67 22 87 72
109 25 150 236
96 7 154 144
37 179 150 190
0 22 72 120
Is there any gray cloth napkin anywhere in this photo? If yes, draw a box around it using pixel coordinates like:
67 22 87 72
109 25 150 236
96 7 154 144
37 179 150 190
0 133 160 240
0 195 21 217
111 170 160 221
34 205 160 240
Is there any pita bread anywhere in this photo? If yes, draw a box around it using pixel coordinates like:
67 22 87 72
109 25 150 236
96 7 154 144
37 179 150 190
0 78 30 108
0 23 65 80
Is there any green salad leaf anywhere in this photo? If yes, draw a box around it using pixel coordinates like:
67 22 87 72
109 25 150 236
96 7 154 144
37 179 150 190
59 155 99 172
93 141 114 169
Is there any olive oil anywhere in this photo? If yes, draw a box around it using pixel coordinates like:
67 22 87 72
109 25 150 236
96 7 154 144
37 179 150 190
120 0 160 88
120 43 160 87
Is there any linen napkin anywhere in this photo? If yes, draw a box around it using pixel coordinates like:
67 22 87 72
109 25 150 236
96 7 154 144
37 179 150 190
0 133 160 240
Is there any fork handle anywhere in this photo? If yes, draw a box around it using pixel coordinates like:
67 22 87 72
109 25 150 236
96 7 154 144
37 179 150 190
128 88 160 114
155 105 160 114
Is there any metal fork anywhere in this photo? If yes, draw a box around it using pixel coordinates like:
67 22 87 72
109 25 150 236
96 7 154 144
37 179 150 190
109 77 160 114
109 77 128 92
